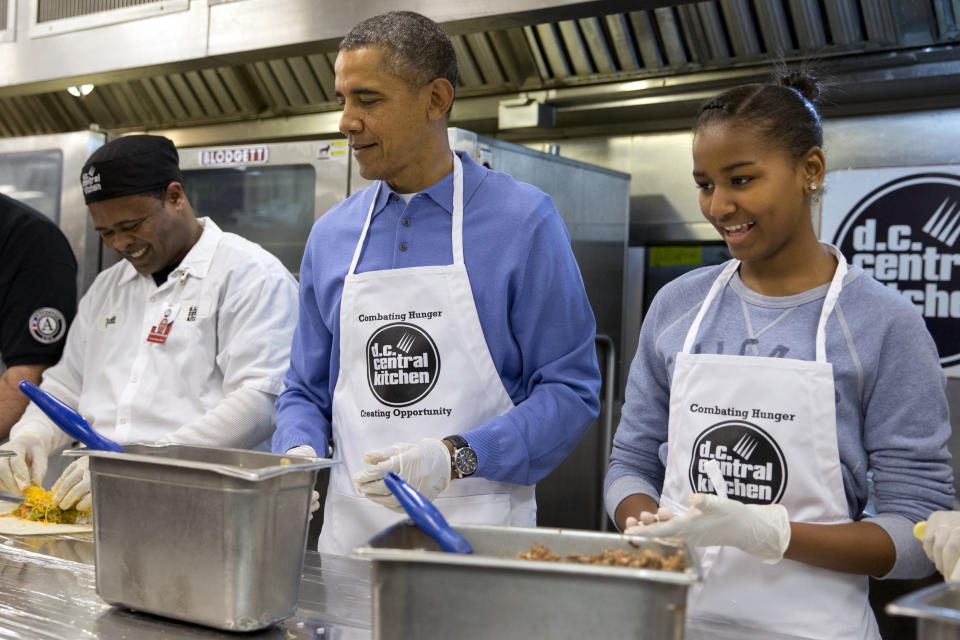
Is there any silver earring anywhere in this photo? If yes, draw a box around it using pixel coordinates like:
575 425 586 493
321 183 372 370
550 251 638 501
810 182 818 191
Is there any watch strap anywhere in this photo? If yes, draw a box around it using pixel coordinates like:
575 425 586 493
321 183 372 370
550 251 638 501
444 435 476 478
445 434 469 450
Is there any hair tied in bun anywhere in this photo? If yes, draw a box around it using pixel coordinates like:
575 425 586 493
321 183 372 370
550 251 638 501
693 63 824 161
777 69 823 106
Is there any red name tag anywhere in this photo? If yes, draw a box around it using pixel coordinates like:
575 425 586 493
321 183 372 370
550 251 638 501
146 305 180 344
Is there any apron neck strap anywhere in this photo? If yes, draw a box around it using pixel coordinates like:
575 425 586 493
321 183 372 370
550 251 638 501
815 244 847 362
681 244 848 363
347 183 381 276
681 259 739 354
347 152 464 276
451 152 464 265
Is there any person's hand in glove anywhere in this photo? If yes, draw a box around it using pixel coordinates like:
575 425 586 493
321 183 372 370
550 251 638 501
287 445 317 458
0 434 49 495
353 438 451 513
52 456 91 511
625 493 791 564
922 510 960 581
286 446 321 521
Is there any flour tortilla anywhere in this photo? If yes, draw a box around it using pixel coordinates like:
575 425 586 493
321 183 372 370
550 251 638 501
0 502 92 535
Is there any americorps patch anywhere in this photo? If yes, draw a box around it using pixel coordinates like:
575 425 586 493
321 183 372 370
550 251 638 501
366 322 440 407
689 420 787 505
29 307 67 344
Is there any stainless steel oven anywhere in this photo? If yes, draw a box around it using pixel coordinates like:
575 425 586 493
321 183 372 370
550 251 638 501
0 131 106 294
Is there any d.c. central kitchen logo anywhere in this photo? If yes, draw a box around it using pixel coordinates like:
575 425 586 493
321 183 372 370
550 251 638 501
366 322 440 407
832 173 960 366
689 421 787 505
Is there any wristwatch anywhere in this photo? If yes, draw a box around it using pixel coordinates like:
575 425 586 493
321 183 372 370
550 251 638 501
445 434 478 478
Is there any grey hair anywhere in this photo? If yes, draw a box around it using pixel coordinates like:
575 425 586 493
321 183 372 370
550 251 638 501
340 11 458 92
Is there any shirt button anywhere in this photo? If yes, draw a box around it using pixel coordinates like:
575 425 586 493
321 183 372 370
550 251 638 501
389 193 398 202
402 219 411 227
399 242 408 252
119 418 127 424
150 296 157 302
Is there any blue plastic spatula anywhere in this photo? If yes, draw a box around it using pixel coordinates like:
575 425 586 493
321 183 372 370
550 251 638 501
18 380 123 452
383 471 472 554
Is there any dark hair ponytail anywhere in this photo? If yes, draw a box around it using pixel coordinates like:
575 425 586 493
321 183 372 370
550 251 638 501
778 69 823 106
694 67 824 161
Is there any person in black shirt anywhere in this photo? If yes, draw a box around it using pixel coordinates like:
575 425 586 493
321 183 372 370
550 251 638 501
0 193 77 439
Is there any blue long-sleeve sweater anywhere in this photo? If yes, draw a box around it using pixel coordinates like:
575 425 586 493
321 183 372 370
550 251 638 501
274 151 601 485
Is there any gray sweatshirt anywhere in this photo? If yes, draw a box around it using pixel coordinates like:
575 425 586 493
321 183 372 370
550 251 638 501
605 261 954 579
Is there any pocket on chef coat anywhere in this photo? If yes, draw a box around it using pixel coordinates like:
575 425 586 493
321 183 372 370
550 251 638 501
177 299 214 323
168 299 216 346
157 300 216 359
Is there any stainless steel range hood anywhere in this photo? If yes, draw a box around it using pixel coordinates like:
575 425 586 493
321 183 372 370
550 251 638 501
1 0 959 140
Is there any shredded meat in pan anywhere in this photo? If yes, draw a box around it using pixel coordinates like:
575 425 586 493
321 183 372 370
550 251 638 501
515 544 687 572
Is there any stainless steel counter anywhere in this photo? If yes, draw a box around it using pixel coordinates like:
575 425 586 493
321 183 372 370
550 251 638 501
0 533 371 639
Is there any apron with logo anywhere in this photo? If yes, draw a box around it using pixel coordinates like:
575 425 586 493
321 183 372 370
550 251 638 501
318 154 536 555
660 245 879 640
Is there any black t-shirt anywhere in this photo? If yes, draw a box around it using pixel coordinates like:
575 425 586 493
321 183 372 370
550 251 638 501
152 265 176 287
0 193 78 367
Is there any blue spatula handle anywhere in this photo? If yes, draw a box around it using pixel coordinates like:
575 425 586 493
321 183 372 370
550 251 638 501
19 381 123 452
383 471 472 554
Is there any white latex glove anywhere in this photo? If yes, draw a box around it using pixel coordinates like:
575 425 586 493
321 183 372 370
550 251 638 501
625 493 791 564
286 445 318 458
353 438 451 513
624 505 678 530
923 511 960 581
0 434 49 495
285 446 321 520
51 456 91 511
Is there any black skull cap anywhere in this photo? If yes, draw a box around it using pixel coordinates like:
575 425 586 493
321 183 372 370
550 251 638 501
81 134 182 204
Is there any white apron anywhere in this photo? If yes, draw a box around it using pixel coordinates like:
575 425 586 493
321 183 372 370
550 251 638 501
660 245 879 640
318 154 536 555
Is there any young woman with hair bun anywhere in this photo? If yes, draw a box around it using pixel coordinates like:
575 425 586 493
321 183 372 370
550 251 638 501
604 70 953 639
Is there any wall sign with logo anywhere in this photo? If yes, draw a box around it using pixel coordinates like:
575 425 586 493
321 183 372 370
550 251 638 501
821 167 960 375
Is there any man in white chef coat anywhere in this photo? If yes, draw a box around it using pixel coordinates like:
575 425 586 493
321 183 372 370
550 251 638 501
0 135 299 509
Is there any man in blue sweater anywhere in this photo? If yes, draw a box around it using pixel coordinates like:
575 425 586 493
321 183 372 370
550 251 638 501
273 11 600 554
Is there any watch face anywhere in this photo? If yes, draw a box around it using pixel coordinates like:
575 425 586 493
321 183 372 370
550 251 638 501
455 448 478 476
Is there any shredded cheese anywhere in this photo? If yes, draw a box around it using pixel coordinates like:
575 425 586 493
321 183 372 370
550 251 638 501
8 485 92 524
24 485 53 506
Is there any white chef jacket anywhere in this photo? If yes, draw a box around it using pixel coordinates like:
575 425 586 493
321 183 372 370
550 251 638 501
11 217 298 451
